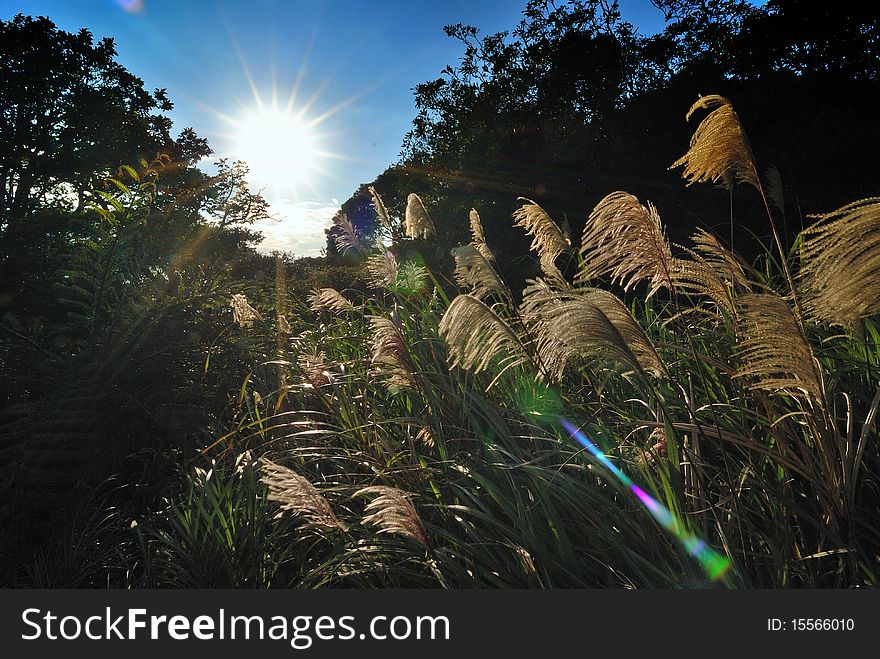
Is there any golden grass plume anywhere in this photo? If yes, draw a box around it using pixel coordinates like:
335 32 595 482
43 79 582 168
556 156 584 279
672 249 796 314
799 197 880 328
577 191 674 297
230 293 262 327
513 198 571 281
368 185 393 232
366 250 399 289
469 208 495 261
734 292 823 402
331 212 362 254
369 314 417 392
451 244 508 300
672 229 754 314
670 95 758 189
520 279 665 380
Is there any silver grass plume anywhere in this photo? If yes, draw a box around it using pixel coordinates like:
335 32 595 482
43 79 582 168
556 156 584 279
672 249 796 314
355 485 429 548
670 95 759 189
405 193 436 239
734 292 823 402
366 250 400 289
672 229 753 315
308 288 353 313
260 459 345 530
439 294 527 375
369 185 393 232
369 314 417 392
469 208 495 261
231 293 262 327
799 197 880 328
298 348 334 387
332 212 363 254
521 279 665 380
451 244 509 300
512 198 571 281
577 192 674 297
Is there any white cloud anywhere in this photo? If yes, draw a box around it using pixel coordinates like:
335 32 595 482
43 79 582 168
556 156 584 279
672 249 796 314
253 198 339 257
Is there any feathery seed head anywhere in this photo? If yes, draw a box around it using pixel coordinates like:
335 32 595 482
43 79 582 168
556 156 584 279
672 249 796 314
405 193 436 239
260 459 345 530
671 95 758 189
231 293 262 327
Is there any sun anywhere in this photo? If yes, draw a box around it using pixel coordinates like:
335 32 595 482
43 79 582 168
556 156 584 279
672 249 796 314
232 105 320 190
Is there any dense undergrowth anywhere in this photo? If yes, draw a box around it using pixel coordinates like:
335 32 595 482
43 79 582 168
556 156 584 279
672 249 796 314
29 95 880 589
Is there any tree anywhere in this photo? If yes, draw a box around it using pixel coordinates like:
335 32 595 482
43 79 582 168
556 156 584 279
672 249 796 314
0 14 209 228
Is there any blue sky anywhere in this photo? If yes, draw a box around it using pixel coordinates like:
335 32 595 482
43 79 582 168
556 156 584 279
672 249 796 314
2 0 669 255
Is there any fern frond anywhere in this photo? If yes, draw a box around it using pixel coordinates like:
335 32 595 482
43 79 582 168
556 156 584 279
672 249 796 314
670 95 758 189
800 197 880 327
577 192 674 297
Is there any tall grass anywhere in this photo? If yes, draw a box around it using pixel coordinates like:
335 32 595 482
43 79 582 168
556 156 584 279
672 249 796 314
59 94 878 588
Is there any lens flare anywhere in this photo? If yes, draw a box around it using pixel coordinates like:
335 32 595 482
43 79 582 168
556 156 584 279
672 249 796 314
114 0 144 13
559 418 731 581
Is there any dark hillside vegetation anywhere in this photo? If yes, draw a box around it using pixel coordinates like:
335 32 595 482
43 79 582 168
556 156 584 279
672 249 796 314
1 3 879 588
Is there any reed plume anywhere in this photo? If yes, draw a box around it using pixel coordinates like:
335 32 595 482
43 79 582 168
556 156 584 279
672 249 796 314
355 485 429 548
469 208 495 261
451 244 508 300
734 292 823 402
367 250 400 289
672 229 753 314
577 191 674 297
369 315 417 392
369 185 393 232
230 293 261 327
260 459 345 530
799 197 880 328
308 288 353 313
513 198 571 281
671 95 758 189
439 294 527 375
520 279 665 380
332 212 363 254
297 348 334 387
405 193 436 239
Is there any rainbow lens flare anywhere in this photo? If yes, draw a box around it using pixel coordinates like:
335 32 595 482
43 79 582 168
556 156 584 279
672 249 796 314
559 418 731 581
